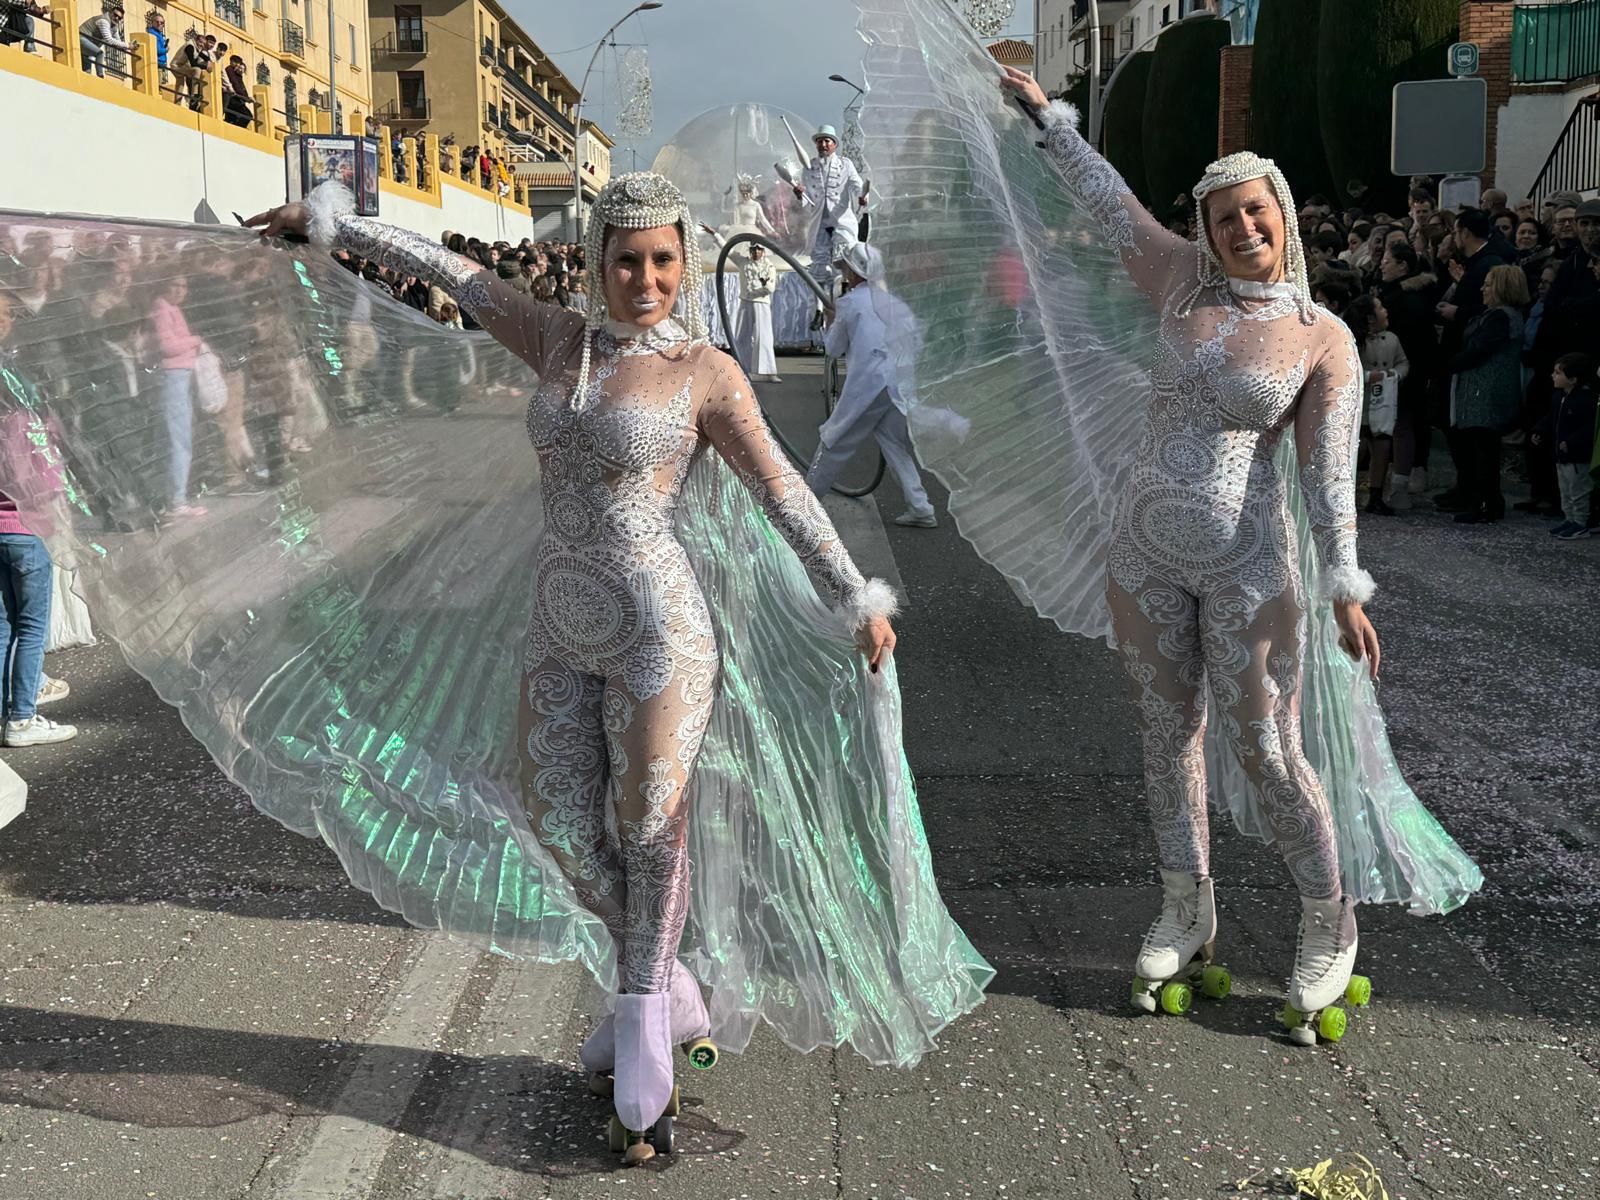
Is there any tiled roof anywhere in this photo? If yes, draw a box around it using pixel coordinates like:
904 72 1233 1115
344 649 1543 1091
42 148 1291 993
986 38 1035 66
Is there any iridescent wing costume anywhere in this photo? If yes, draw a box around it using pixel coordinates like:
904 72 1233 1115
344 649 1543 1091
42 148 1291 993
0 198 992 1066
856 0 1481 914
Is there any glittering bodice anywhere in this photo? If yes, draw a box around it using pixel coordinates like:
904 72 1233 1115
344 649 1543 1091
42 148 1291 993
1110 293 1321 595
526 338 702 554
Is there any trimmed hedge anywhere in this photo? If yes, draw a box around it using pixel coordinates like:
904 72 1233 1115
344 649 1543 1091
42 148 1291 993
1251 0 1337 207
1317 0 1459 210
1142 18 1232 220
1103 51 1154 205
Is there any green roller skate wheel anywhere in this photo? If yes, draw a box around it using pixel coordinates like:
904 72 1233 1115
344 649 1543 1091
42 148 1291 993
684 1037 718 1070
1280 1003 1304 1030
1317 1006 1348 1042
1159 981 1194 1015
1345 975 1372 1007
1199 965 1231 1000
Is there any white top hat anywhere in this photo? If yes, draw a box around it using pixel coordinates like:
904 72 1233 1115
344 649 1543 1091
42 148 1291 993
813 125 840 143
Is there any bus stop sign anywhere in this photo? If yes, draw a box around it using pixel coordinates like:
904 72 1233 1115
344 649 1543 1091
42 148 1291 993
1448 41 1480 76
1392 78 1487 175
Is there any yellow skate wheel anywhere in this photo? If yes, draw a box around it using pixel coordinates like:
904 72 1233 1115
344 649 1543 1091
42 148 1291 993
1345 975 1372 1007
1199 965 1231 1000
1318 1006 1348 1042
608 1115 626 1152
684 1037 718 1070
1280 1002 1304 1030
1159 980 1193 1015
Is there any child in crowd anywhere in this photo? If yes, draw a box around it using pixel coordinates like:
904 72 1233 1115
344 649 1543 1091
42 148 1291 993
1534 352 1597 540
1346 294 1410 516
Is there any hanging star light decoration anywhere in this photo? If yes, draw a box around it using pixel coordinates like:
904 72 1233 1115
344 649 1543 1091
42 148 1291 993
962 0 1015 37
615 46 653 143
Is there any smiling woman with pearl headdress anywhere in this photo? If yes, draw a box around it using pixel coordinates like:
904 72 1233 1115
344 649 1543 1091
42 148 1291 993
244 172 992 1161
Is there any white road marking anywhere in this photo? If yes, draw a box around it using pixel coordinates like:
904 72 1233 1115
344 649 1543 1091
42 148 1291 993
262 935 482 1200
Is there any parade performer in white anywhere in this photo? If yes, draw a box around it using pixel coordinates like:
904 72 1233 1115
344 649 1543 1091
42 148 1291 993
0 171 998 1166
736 241 780 381
792 124 867 291
807 243 937 528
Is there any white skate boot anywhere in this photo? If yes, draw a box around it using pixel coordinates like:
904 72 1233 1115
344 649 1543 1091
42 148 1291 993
609 993 680 1165
1282 894 1372 1045
582 960 716 1094
1131 870 1230 1014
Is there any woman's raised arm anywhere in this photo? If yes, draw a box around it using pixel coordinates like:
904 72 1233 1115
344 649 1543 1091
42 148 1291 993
1000 66 1192 304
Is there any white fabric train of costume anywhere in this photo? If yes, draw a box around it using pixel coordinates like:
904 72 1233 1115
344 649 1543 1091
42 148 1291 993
855 0 1481 914
0 203 992 1065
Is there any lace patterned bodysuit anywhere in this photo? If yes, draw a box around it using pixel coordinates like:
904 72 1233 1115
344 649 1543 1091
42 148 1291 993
1038 102 1366 899
327 214 878 992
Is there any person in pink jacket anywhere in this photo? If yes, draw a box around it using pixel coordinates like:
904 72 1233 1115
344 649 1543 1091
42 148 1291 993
150 276 205 517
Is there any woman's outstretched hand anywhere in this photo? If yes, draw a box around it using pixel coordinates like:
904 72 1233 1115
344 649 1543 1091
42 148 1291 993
856 615 896 675
243 202 311 240
1334 600 1381 681
999 64 1048 112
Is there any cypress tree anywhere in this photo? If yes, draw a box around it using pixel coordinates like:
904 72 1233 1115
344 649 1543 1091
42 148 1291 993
1317 0 1459 210
1250 0 1336 206
1103 50 1154 205
1141 17 1232 219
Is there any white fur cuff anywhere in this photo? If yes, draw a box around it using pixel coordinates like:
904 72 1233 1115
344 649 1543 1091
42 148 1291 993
840 578 900 633
305 182 357 245
1039 99 1081 131
1320 566 1376 606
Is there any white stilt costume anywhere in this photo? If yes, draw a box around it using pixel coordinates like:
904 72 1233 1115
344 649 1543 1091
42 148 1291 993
806 243 936 525
795 124 865 291
736 248 779 379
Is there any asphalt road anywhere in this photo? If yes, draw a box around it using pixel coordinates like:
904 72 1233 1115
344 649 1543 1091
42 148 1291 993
1 353 1597 1200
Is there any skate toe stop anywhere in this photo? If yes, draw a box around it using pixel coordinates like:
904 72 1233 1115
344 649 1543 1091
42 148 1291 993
623 1142 657 1166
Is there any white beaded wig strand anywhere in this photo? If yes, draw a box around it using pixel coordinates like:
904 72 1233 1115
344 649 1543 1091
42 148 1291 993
1184 152 1315 325
572 172 708 407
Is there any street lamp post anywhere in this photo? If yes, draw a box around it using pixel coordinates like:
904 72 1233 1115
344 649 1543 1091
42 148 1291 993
572 2 663 242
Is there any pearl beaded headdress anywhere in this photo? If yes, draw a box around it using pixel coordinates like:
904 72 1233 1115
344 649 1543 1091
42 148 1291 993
572 171 707 405
1185 152 1315 324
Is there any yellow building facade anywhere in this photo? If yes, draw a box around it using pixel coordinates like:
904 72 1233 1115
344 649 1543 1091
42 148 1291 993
0 0 582 219
2 0 372 135
366 0 610 203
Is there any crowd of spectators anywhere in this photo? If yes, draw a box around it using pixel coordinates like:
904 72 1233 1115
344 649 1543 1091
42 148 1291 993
1189 179 1600 538
332 230 588 327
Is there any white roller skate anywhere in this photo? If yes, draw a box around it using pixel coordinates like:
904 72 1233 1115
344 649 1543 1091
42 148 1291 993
608 993 679 1165
1281 894 1372 1045
1131 870 1231 1015
582 960 717 1099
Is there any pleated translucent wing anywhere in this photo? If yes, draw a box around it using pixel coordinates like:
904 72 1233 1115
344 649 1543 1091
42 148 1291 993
0 212 991 1064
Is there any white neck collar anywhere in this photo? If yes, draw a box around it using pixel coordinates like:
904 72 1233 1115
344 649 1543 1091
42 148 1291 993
1228 276 1296 301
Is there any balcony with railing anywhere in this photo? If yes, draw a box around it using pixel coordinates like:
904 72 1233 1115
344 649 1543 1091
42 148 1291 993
484 101 499 130
373 30 429 57
376 97 432 124
213 0 245 28
1513 0 1600 84
480 37 498 68
279 18 305 61
506 75 574 137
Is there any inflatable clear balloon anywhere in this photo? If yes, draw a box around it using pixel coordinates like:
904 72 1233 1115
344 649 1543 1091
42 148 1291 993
651 103 818 264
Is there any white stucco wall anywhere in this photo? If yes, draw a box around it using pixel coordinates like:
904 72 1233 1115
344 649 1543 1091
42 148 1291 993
0 66 538 242
1496 85 1595 201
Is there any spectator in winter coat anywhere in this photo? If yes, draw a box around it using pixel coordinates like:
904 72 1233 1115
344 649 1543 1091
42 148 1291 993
168 33 213 109
145 9 169 85
1 0 50 52
223 54 252 127
1447 265 1530 524
1347 294 1410 515
1533 352 1597 538
78 3 130 78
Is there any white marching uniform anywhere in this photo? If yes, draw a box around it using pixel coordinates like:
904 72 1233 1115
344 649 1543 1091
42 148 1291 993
806 281 934 519
799 152 864 286
736 255 779 378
